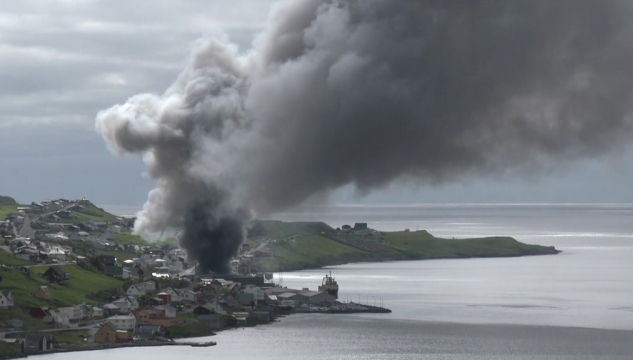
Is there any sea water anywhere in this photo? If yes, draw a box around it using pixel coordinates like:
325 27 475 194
70 204 633 359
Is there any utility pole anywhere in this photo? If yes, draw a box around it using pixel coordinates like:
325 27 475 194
278 258 284 287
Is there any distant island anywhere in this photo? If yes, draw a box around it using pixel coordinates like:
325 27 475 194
0 194 559 358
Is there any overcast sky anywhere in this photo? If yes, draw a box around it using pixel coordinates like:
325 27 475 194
2 0 633 206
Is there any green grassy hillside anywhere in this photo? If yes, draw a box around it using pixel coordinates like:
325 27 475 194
1 264 123 308
250 221 560 271
65 201 117 222
0 204 18 220
0 264 124 331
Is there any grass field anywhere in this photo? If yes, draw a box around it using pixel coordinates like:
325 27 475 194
65 202 117 223
0 248 38 266
258 234 371 271
251 221 560 271
0 204 18 221
1 264 123 310
53 329 90 347
168 321 214 338
0 339 20 359
114 231 148 246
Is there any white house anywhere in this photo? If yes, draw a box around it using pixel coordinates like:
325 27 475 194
114 296 139 312
143 281 156 292
112 299 130 314
49 310 70 327
126 284 146 297
92 307 104 318
126 296 139 310
58 306 84 321
122 268 132 279
182 290 199 303
162 288 182 302
47 248 67 261
0 291 14 309
107 314 136 330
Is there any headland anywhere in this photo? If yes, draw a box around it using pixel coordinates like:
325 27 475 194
0 195 558 358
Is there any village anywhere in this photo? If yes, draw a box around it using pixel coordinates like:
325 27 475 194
0 197 389 357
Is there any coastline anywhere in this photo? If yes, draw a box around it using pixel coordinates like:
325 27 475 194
270 249 562 272
10 340 216 360
9 303 392 360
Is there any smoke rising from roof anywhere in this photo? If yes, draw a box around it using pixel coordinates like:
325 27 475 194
96 0 633 273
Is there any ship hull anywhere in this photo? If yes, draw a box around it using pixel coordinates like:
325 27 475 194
319 285 339 298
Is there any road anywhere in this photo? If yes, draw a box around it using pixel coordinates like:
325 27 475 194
18 215 35 239
34 202 78 222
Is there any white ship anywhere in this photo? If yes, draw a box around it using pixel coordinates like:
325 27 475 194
318 270 339 298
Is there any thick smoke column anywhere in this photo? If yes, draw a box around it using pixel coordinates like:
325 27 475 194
96 0 633 273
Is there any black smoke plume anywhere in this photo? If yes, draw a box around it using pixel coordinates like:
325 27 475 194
96 0 633 273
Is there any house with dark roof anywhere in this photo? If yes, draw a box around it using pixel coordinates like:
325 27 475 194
133 324 164 340
145 297 164 306
42 267 68 283
96 255 116 267
29 307 50 319
193 304 215 315
353 223 368 230
24 334 54 353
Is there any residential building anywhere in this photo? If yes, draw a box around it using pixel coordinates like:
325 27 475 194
154 305 176 318
126 284 146 297
92 307 104 318
145 297 164 306
107 314 136 330
104 266 123 277
162 288 181 302
143 280 157 292
156 292 171 304
42 267 67 283
112 296 139 313
94 322 117 343
197 313 224 330
145 317 182 328
0 290 14 309
32 286 50 300
96 255 116 267
133 325 164 340
181 290 199 303
24 335 54 353
112 299 130 314
242 285 265 301
58 306 84 321
29 307 50 319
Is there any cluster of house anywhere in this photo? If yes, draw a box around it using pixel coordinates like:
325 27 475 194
1 197 134 249
91 275 339 343
10 238 72 263
94 246 190 279
1 334 55 354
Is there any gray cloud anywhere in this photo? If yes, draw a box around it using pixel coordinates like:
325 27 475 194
96 0 633 272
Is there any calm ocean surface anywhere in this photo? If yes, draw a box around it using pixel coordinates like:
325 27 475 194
78 204 633 359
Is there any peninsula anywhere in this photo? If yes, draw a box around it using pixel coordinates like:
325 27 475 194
0 195 558 358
